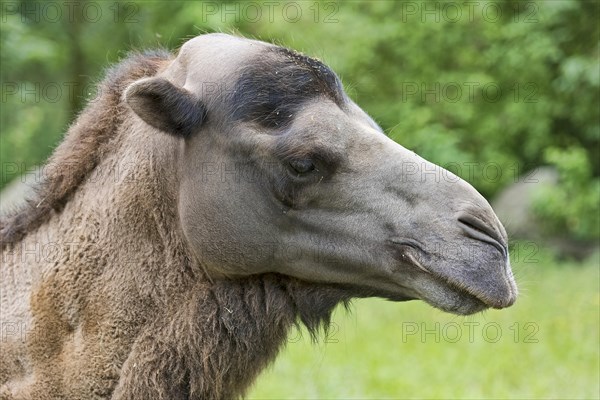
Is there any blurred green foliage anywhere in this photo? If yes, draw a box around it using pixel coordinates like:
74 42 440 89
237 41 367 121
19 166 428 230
535 146 600 240
1 0 598 239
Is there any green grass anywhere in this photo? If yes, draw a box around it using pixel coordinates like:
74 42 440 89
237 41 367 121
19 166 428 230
249 253 600 399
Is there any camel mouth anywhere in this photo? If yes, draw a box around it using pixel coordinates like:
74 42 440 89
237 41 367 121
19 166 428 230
430 274 497 313
425 262 516 314
414 267 493 315
389 240 516 315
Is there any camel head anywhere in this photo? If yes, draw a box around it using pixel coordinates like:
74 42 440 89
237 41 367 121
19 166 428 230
124 34 517 315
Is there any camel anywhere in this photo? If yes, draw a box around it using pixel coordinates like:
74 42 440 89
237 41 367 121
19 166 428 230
0 33 517 399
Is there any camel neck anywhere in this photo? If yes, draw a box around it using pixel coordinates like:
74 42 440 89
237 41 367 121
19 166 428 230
1 115 348 399
112 274 347 399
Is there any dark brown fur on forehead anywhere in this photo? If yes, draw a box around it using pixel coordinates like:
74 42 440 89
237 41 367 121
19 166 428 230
229 46 347 129
0 50 172 249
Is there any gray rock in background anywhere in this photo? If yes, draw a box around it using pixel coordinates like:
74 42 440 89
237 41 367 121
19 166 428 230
492 166 559 240
492 166 597 260
0 166 41 215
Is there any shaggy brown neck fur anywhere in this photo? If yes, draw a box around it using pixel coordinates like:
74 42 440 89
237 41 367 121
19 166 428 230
113 276 348 399
0 51 350 399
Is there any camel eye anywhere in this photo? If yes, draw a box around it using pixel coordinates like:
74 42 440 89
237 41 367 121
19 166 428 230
289 159 315 175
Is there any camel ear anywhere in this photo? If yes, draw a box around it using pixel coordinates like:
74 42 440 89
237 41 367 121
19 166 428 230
124 77 206 137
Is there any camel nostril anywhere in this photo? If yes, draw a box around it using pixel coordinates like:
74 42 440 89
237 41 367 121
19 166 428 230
457 214 507 258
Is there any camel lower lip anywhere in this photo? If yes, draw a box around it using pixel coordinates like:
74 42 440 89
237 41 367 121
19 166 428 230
444 280 489 306
435 272 515 311
405 257 510 312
